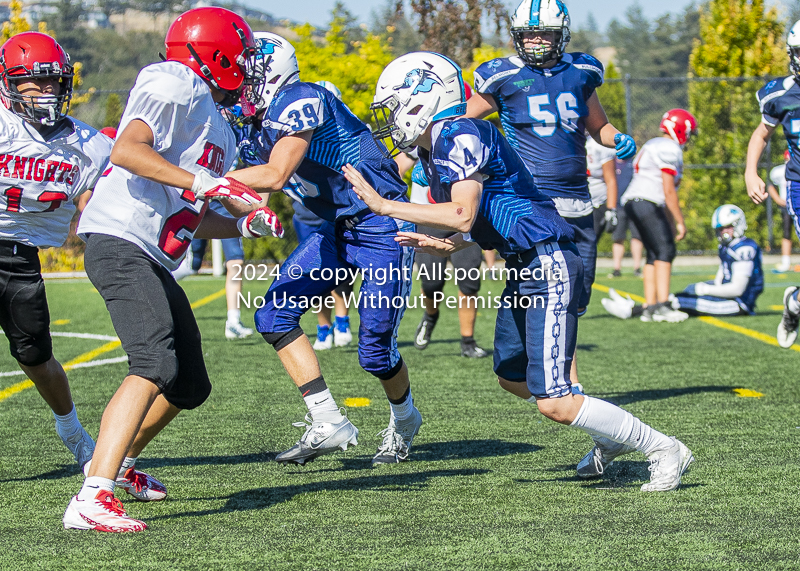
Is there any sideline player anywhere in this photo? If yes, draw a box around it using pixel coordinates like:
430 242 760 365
601 205 763 319
766 150 793 272
586 136 619 236
348 51 693 491
0 32 106 474
744 18 800 347
621 109 696 322
226 32 422 467
465 0 637 380
64 7 281 532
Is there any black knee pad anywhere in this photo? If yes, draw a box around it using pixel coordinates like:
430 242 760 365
372 358 405 381
458 278 481 297
163 373 211 410
262 327 304 351
12 339 53 368
656 242 677 263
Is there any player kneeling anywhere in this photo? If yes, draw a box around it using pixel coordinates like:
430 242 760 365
63 7 280 533
601 204 763 321
346 52 693 491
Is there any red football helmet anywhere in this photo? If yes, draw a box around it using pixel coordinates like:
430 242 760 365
165 7 264 108
100 126 117 139
0 32 74 125
785 149 791 162
659 108 698 146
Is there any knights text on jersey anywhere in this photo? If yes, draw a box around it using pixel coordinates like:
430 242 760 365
422 117 573 256
239 81 407 223
473 52 603 201
719 236 763 312
0 105 111 248
586 137 616 207
621 137 683 206
757 76 800 182
78 61 237 271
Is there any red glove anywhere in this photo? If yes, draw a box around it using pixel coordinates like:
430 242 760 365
191 171 262 206
238 206 284 239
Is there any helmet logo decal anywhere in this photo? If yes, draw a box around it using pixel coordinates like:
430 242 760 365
395 68 443 96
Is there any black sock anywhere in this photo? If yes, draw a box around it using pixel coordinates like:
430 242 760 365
388 385 411 405
424 311 439 323
631 305 645 317
298 376 327 398
461 335 475 345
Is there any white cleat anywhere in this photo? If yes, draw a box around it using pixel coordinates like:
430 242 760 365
650 304 689 323
372 406 423 465
275 413 359 466
116 467 168 502
641 437 694 492
225 321 253 340
777 286 800 348
313 326 333 351
576 437 636 479
63 490 147 532
333 327 353 347
60 425 95 470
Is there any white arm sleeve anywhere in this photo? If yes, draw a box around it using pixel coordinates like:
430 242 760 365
701 262 752 298
713 266 724 285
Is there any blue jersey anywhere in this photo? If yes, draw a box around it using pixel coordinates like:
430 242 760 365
421 118 573 257
757 76 800 182
719 237 763 313
473 53 604 201
237 81 408 222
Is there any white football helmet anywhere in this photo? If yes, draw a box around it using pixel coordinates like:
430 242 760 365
788 20 800 80
249 32 299 114
510 0 571 66
712 204 747 245
315 80 342 101
372 51 466 156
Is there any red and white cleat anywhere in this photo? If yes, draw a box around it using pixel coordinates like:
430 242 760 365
116 468 167 502
63 490 146 533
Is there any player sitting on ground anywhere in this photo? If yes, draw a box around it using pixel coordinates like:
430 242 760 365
601 204 764 320
225 32 422 467
347 51 694 492
0 32 108 476
64 8 281 533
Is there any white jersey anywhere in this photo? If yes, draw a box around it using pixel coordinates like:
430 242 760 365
770 164 787 202
621 137 683 207
78 61 237 270
586 138 616 208
0 105 111 248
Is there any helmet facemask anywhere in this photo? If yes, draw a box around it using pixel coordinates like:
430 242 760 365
1 60 73 126
511 27 569 66
789 45 800 81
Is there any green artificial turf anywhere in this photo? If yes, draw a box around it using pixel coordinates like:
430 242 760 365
1 269 799 570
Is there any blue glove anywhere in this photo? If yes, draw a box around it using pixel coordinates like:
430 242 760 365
614 133 637 160
411 162 429 187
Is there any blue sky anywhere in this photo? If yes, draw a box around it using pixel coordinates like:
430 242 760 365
240 0 794 30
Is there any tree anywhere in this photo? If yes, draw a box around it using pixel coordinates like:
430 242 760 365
402 0 509 67
685 0 786 250
104 93 123 128
370 0 422 56
596 60 625 130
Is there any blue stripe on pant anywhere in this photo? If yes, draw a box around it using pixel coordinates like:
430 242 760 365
493 241 583 399
786 180 800 241
672 293 747 316
255 212 415 377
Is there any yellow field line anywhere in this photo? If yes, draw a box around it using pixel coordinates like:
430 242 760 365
594 282 799 352
0 288 226 403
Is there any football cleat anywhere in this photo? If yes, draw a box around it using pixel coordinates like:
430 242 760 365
63 490 147 532
651 305 689 323
460 340 488 358
59 425 95 469
225 320 254 340
313 325 333 350
372 406 423 466
116 467 168 502
777 286 800 348
414 314 437 350
333 326 353 347
276 413 359 466
607 269 622 279
576 437 636 479
641 437 694 492
633 268 642 278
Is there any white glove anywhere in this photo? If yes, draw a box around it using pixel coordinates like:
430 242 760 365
191 171 262 205
693 282 709 296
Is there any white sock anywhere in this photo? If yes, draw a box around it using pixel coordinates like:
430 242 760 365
389 390 414 421
303 389 343 423
789 290 800 314
570 396 672 456
782 255 791 267
78 476 114 501
118 456 137 478
53 404 81 440
227 309 241 324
